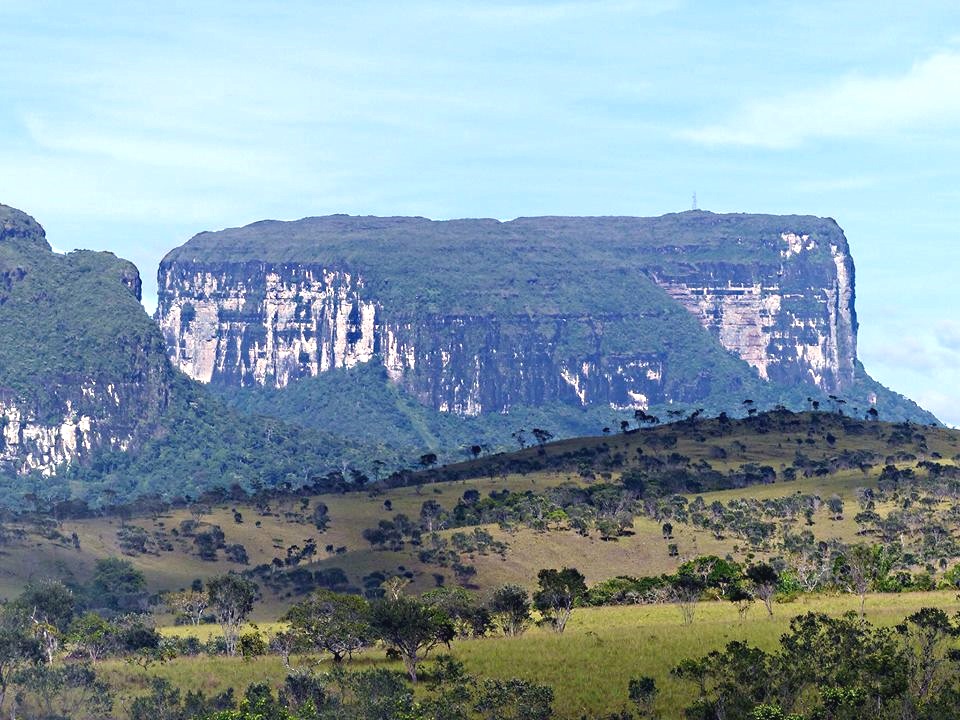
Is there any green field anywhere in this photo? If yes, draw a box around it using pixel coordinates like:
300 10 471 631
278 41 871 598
3 411 960 718
117 591 960 719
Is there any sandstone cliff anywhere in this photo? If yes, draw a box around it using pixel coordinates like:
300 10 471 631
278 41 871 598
157 212 879 418
0 204 171 476
0 204 357 500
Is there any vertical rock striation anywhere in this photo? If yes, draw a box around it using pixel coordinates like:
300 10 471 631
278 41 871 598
157 212 866 416
647 230 858 392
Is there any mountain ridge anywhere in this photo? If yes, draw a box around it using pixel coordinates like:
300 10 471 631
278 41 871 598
0 203 391 506
158 210 925 426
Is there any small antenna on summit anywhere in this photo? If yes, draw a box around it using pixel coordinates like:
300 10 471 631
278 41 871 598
691 192 697 211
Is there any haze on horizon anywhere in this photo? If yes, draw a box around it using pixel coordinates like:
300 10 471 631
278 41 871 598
1 1 958 423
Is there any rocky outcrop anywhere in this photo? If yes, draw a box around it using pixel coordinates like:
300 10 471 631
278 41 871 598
157 212 866 416
0 204 171 476
159 258 677 413
0 384 125 476
647 231 858 392
161 266 378 388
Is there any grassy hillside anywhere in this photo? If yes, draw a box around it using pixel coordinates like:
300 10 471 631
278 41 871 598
4 409 960 719
2 410 957 612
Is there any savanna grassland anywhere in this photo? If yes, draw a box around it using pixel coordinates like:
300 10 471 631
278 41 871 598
3 410 956 608
89 592 960 719
5 410 960 719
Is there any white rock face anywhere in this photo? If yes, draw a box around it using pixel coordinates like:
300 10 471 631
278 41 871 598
650 231 857 393
658 281 784 381
780 232 817 258
159 222 859 414
159 267 379 388
560 366 588 405
384 326 417 382
160 260 670 416
0 387 126 476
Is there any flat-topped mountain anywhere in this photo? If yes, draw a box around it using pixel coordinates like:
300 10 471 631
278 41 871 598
158 211 928 424
0 204 936 505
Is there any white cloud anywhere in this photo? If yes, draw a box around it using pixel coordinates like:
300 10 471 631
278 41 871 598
859 318 960 426
681 51 960 148
22 114 283 177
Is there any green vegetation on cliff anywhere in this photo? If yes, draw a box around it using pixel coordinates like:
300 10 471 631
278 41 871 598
0 205 380 506
161 211 937 426
0 206 162 411
164 212 846 317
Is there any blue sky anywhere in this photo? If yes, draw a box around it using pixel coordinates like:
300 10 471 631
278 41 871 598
1 1 959 422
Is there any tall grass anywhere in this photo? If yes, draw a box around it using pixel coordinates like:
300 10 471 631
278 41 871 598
136 592 960 719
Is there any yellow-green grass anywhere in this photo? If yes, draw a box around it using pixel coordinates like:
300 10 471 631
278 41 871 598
159 621 286 642
120 591 960 720
2 413 958 611
0 461 944 616
0 470 581 613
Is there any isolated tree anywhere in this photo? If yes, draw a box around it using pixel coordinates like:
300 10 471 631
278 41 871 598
475 677 555 720
419 499 445 533
895 607 959 707
67 612 118 661
789 553 827 593
284 590 372 663
382 576 410 601
489 585 532 636
369 595 452 683
207 574 258 656
839 544 880 618
453 562 477 586
164 589 209 626
89 558 147 612
511 429 527 450
419 452 438 470
531 428 553 448
628 676 659 718
470 444 483 459
634 409 659 427
727 584 754 623
15 580 76 663
312 502 330 531
669 574 703 626
533 567 587 634
15 580 76 633
746 563 779 616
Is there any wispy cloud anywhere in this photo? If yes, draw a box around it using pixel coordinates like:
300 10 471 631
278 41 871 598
681 51 960 148
22 114 283 177
935 320 960 351
439 0 678 23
